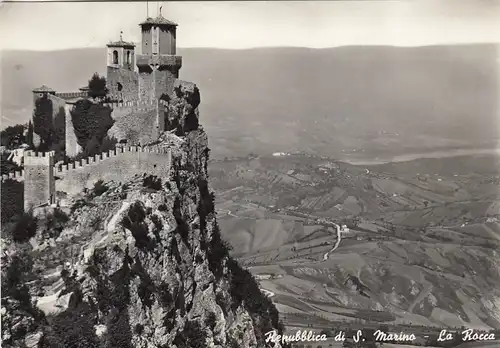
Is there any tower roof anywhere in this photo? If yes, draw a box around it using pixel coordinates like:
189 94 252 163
107 39 136 48
140 14 178 27
107 31 135 48
32 85 55 93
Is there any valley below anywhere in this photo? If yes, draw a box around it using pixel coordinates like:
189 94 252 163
208 152 500 333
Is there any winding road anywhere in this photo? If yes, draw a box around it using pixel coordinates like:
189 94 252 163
323 223 342 261
259 223 342 298
260 288 275 298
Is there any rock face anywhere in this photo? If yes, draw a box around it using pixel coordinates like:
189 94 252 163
1 86 284 348
163 80 201 135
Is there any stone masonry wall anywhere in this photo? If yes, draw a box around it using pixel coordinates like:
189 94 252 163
138 70 155 104
47 94 67 121
23 151 55 210
154 69 177 100
106 66 139 102
55 146 172 196
64 104 82 158
1 147 172 212
108 106 158 145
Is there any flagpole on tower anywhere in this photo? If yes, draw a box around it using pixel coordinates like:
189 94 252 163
146 1 149 17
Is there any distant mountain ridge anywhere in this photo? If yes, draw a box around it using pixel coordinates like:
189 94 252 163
2 44 499 159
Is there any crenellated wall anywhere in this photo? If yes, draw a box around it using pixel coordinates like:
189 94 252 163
55 146 172 196
1 146 172 213
104 100 159 113
55 91 88 100
1 170 25 182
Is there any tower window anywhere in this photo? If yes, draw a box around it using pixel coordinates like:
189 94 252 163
113 50 118 64
127 51 131 64
117 82 123 91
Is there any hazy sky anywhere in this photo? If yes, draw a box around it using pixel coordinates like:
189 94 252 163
1 0 500 50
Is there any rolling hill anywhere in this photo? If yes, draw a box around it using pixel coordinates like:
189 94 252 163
2 44 499 159
208 153 500 330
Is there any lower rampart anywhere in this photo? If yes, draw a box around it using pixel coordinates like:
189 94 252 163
55 146 172 196
0 146 172 216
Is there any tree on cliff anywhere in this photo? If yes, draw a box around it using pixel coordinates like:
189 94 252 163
88 73 108 100
33 94 55 148
26 121 34 148
1 124 26 149
70 99 114 155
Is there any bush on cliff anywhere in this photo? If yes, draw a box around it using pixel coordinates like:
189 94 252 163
40 303 100 348
10 210 38 243
1 247 34 302
121 202 153 250
207 223 231 281
1 244 48 346
173 320 207 348
43 208 70 239
91 180 108 197
142 175 162 191
70 99 114 153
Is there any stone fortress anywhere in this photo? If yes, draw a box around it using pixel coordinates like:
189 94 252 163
1 12 199 215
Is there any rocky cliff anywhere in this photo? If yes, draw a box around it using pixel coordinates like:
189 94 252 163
1 84 284 348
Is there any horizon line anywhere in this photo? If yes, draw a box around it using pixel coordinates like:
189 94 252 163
4 42 500 52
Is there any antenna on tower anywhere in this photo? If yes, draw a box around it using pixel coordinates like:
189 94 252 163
120 30 123 41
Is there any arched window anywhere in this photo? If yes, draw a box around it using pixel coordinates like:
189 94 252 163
127 51 131 64
112 50 118 64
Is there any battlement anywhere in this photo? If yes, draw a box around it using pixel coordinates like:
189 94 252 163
136 54 182 68
24 150 55 158
1 170 25 182
24 150 56 166
103 100 159 112
55 145 171 174
56 91 88 100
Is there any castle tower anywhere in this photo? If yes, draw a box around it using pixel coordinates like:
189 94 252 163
23 150 55 211
137 13 182 104
32 85 56 108
106 32 138 102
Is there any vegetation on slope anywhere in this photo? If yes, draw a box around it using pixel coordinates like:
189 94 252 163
70 99 115 154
